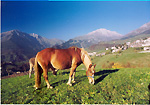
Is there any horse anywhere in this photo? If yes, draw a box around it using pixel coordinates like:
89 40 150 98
29 57 35 78
34 47 96 89
28 57 57 78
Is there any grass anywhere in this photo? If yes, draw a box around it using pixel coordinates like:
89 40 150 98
1 67 150 104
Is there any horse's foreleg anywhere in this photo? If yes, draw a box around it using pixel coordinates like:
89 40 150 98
67 66 76 86
43 69 53 89
72 71 76 83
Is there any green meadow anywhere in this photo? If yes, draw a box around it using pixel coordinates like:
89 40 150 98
1 48 150 104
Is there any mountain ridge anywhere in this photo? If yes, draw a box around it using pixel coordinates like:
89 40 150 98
30 33 64 48
122 22 150 39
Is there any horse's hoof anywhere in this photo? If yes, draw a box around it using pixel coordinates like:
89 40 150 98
35 87 39 90
34 86 40 90
50 86 53 89
33 85 37 88
67 83 72 86
33 85 36 87
72 80 76 83
47 86 53 89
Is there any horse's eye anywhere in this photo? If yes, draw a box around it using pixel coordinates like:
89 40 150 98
90 71 93 73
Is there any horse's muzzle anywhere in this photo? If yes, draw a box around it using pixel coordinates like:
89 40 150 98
89 78 95 85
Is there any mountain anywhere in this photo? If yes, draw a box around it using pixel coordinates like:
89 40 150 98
55 28 122 48
89 22 150 51
30 33 64 48
1 30 64 76
1 30 43 59
122 22 150 39
1 30 64 60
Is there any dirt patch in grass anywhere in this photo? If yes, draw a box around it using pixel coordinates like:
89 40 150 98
1 71 29 79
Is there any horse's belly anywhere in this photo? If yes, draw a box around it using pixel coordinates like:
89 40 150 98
51 51 72 70
52 61 71 70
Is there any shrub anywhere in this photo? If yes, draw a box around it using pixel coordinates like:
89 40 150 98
102 64 106 69
134 47 143 52
112 62 123 69
105 50 112 55
102 62 114 69
108 62 114 68
123 62 131 68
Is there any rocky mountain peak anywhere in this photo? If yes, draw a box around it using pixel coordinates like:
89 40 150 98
30 33 40 39
87 28 122 37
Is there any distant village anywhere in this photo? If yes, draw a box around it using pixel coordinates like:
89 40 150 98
88 37 150 56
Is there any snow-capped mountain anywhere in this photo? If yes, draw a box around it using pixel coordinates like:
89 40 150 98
55 28 122 48
76 28 122 40
87 28 122 37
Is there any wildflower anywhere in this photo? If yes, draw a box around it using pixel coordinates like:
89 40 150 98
112 62 123 69
147 72 150 75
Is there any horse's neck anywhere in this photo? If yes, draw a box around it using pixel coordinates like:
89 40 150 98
83 54 92 70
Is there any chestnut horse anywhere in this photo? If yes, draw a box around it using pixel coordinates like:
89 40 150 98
34 47 96 89
28 57 57 78
29 57 35 78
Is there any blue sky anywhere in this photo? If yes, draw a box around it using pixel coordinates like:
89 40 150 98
2 1 150 41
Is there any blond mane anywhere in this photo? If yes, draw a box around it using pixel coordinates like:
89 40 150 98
80 48 92 69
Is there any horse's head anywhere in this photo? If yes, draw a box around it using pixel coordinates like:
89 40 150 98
86 64 96 84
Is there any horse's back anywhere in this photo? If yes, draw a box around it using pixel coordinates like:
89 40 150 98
36 48 55 63
37 47 79 60
53 47 82 63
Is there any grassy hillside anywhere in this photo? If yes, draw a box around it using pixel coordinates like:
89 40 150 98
1 68 150 104
92 48 150 69
1 48 150 104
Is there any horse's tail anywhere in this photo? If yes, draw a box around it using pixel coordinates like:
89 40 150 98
34 57 42 89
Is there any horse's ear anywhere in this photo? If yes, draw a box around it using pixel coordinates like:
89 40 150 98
94 64 96 68
89 64 92 68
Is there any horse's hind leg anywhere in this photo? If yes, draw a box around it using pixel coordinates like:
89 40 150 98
29 63 33 78
72 71 76 83
43 68 53 89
